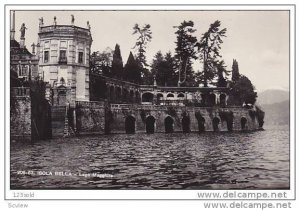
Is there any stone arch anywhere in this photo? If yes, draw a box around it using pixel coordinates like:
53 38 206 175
220 93 226 107
157 93 164 104
157 93 164 98
212 117 220 131
164 116 174 133
182 115 190 133
125 115 136 134
195 112 205 133
241 117 247 130
178 93 185 98
167 93 174 98
145 115 155 134
157 93 163 99
142 92 154 103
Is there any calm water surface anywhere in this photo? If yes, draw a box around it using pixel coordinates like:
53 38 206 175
10 126 289 189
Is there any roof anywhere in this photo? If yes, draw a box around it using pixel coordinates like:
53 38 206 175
10 39 32 56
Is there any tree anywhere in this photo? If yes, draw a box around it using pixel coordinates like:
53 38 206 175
174 20 198 87
132 23 153 84
163 52 177 86
150 51 164 85
90 48 113 76
111 44 124 79
229 75 257 105
231 59 240 82
151 51 177 86
124 52 141 84
197 20 227 87
132 23 152 67
216 60 230 87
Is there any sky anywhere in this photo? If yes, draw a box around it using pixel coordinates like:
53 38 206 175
12 10 289 92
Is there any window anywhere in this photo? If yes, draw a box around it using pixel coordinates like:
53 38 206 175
44 51 49 63
178 93 185 98
59 50 67 64
78 52 84 64
167 93 174 98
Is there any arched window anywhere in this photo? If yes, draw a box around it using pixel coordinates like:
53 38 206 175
142 92 154 103
167 93 174 98
178 93 185 98
157 93 164 99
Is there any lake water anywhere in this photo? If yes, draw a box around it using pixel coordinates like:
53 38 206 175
10 125 289 189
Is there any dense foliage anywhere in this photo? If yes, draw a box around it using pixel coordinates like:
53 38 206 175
89 20 258 105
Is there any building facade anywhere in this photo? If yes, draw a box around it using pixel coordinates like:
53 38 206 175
37 17 92 106
10 11 39 82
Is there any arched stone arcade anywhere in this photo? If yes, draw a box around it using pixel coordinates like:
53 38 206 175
164 116 174 133
212 117 220 131
125 115 136 134
241 117 247 130
182 115 191 133
145 116 156 134
142 92 154 103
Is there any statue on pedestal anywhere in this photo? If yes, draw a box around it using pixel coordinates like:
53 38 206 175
39 17 44 28
20 23 27 38
87 21 91 30
53 16 57 26
71 15 75 25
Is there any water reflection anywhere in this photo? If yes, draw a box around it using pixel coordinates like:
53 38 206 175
10 126 289 189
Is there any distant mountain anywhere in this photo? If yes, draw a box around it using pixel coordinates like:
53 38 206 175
257 89 289 105
260 100 289 126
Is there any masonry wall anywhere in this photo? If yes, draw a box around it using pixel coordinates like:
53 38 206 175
75 101 106 135
107 104 261 134
31 81 52 140
11 84 52 141
10 88 31 141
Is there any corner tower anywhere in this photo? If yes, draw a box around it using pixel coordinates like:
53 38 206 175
37 16 92 106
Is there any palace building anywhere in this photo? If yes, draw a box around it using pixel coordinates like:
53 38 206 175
37 16 92 106
10 12 264 141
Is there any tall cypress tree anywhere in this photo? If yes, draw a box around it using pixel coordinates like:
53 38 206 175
150 51 164 85
124 52 141 84
111 44 124 79
231 59 240 83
